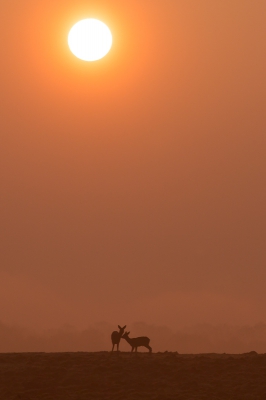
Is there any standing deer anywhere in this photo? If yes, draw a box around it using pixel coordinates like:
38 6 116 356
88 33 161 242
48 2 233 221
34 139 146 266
111 325 126 352
122 331 152 353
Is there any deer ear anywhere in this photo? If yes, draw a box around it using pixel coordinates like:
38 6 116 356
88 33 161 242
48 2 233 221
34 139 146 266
118 325 122 329
123 325 126 329
128 331 130 334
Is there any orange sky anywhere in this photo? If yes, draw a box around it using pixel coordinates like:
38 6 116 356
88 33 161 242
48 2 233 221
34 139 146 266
1 0 266 330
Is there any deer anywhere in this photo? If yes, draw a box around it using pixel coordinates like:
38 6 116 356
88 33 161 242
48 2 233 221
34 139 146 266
122 331 152 353
111 325 126 352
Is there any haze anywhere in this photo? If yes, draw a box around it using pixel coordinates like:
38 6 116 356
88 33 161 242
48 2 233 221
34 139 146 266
1 0 266 345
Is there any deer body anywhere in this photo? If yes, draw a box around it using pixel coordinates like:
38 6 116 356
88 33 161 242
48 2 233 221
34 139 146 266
122 331 152 353
111 325 126 351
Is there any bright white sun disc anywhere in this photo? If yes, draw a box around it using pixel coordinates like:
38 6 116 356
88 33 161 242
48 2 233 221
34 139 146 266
68 19 112 61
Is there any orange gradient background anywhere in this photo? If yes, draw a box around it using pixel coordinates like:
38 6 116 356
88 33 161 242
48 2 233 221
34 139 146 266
1 0 266 337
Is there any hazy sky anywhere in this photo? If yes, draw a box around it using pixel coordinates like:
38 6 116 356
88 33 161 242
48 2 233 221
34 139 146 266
1 0 266 330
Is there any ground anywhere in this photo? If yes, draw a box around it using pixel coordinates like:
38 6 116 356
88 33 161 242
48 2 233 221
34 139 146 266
0 352 265 399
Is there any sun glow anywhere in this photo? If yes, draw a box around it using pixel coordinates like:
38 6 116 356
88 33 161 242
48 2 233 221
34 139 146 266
68 19 112 62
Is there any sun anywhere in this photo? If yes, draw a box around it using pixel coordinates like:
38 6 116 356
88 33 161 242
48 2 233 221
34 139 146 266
68 19 112 62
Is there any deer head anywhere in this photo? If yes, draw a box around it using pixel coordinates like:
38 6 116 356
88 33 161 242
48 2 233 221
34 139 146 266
118 325 126 335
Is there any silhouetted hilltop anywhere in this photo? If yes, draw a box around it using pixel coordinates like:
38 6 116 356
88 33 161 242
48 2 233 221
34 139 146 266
0 321 266 353
0 352 265 399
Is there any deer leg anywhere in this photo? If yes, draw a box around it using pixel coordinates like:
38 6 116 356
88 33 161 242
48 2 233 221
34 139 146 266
131 347 134 352
145 345 152 353
117 343 119 352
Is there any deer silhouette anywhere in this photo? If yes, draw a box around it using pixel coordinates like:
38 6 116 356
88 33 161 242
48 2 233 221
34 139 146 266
122 331 152 353
111 325 126 352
